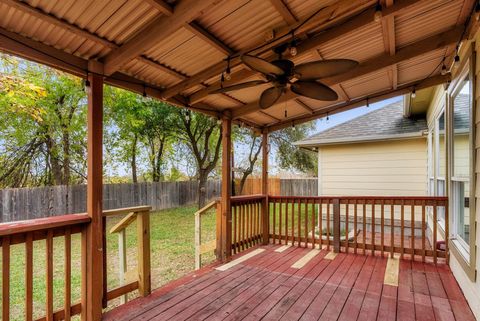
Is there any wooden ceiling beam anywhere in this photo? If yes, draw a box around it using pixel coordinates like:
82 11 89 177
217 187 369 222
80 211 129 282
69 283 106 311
269 0 297 25
231 25 464 119
143 0 174 15
266 73 451 132
162 0 384 101
294 99 315 114
184 21 234 55
0 0 190 82
187 0 421 105
102 0 221 75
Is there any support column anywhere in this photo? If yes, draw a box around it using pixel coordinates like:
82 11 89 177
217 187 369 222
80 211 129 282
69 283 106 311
220 115 232 261
83 73 104 320
262 130 269 245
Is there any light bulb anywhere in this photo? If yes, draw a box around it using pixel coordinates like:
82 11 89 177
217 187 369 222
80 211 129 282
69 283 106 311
441 64 447 75
290 45 297 57
411 89 416 98
224 67 231 81
84 79 91 94
374 4 382 22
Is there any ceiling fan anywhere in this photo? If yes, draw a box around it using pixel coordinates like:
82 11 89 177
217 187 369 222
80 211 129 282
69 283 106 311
210 49 358 109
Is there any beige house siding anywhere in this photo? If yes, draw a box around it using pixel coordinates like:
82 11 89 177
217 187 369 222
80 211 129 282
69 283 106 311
318 138 428 196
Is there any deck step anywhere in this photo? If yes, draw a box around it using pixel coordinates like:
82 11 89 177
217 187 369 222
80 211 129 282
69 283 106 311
291 249 321 269
215 249 265 271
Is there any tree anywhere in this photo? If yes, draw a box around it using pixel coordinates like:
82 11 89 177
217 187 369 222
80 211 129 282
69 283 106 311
173 110 222 208
270 124 317 175
234 127 262 194
0 55 87 187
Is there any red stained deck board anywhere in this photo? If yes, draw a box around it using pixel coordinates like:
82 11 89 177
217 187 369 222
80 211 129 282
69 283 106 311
103 244 476 321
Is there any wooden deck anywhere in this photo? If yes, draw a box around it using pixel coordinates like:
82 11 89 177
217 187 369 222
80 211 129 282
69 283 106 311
104 244 475 321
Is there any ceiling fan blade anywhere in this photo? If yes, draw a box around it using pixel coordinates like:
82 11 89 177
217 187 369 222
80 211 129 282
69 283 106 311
241 55 285 76
291 81 338 101
294 59 358 80
210 80 268 94
259 86 283 109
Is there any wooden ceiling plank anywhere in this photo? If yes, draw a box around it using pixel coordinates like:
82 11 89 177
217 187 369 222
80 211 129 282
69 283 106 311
143 0 174 16
162 0 389 100
232 25 464 119
102 0 221 76
259 110 281 122
269 0 297 25
266 73 451 132
186 0 421 104
294 99 315 114
184 21 234 55
0 0 116 49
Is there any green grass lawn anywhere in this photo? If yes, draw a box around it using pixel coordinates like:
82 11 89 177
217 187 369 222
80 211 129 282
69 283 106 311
1 205 217 321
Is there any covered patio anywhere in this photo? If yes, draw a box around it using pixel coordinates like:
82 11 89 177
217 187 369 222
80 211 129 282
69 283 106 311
0 0 478 320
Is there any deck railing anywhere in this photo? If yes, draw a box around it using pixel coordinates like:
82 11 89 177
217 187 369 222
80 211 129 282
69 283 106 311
0 214 90 321
194 200 219 270
231 195 266 255
268 196 448 263
0 205 151 321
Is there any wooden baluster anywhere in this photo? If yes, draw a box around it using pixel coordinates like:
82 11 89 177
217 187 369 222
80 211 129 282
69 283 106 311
333 199 340 253
297 199 301 246
254 201 258 244
422 200 426 262
401 200 405 259
232 205 237 254
102 215 107 308
362 202 366 254
240 203 245 251
326 199 330 251
381 200 384 257
246 202 251 247
46 230 54 321
65 228 72 321
2 236 10 321
411 203 415 260
346 200 349 253
390 203 394 258
311 199 315 248
272 199 277 244
25 233 33 321
291 200 295 245
285 199 289 245
433 204 438 264
279 198 283 244
319 200 323 249
195 210 202 268
354 200 357 254
304 199 308 248
372 201 375 256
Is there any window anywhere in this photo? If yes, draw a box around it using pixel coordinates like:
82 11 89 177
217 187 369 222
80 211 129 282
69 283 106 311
451 74 472 254
435 111 446 224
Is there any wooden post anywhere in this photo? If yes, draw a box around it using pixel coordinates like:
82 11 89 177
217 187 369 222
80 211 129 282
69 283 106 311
118 229 127 304
221 116 232 261
333 198 340 253
262 130 269 245
137 211 151 297
195 211 201 270
215 200 223 261
83 73 104 321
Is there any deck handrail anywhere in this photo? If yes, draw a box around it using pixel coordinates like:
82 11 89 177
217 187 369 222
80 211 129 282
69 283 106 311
195 199 220 270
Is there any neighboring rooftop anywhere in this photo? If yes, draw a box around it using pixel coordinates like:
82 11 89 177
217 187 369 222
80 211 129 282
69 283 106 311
295 100 428 147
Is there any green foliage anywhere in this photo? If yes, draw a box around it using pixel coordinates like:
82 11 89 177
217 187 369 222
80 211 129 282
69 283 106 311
271 123 317 175
0 54 87 187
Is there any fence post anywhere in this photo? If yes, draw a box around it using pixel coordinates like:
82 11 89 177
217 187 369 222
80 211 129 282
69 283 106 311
333 198 340 253
136 210 151 297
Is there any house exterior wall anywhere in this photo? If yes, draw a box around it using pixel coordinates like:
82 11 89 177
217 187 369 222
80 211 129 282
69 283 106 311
425 31 480 320
318 138 428 196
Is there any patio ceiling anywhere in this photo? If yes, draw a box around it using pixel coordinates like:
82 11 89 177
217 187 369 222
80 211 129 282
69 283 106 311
0 0 476 131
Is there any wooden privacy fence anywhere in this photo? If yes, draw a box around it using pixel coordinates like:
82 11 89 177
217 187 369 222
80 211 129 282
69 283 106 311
268 196 449 264
0 205 152 321
1 179 318 222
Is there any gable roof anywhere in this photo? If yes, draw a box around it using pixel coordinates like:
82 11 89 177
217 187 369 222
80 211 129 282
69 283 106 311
295 100 428 147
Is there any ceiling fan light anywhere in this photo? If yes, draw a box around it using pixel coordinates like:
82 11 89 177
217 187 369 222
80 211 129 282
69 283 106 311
290 45 297 57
